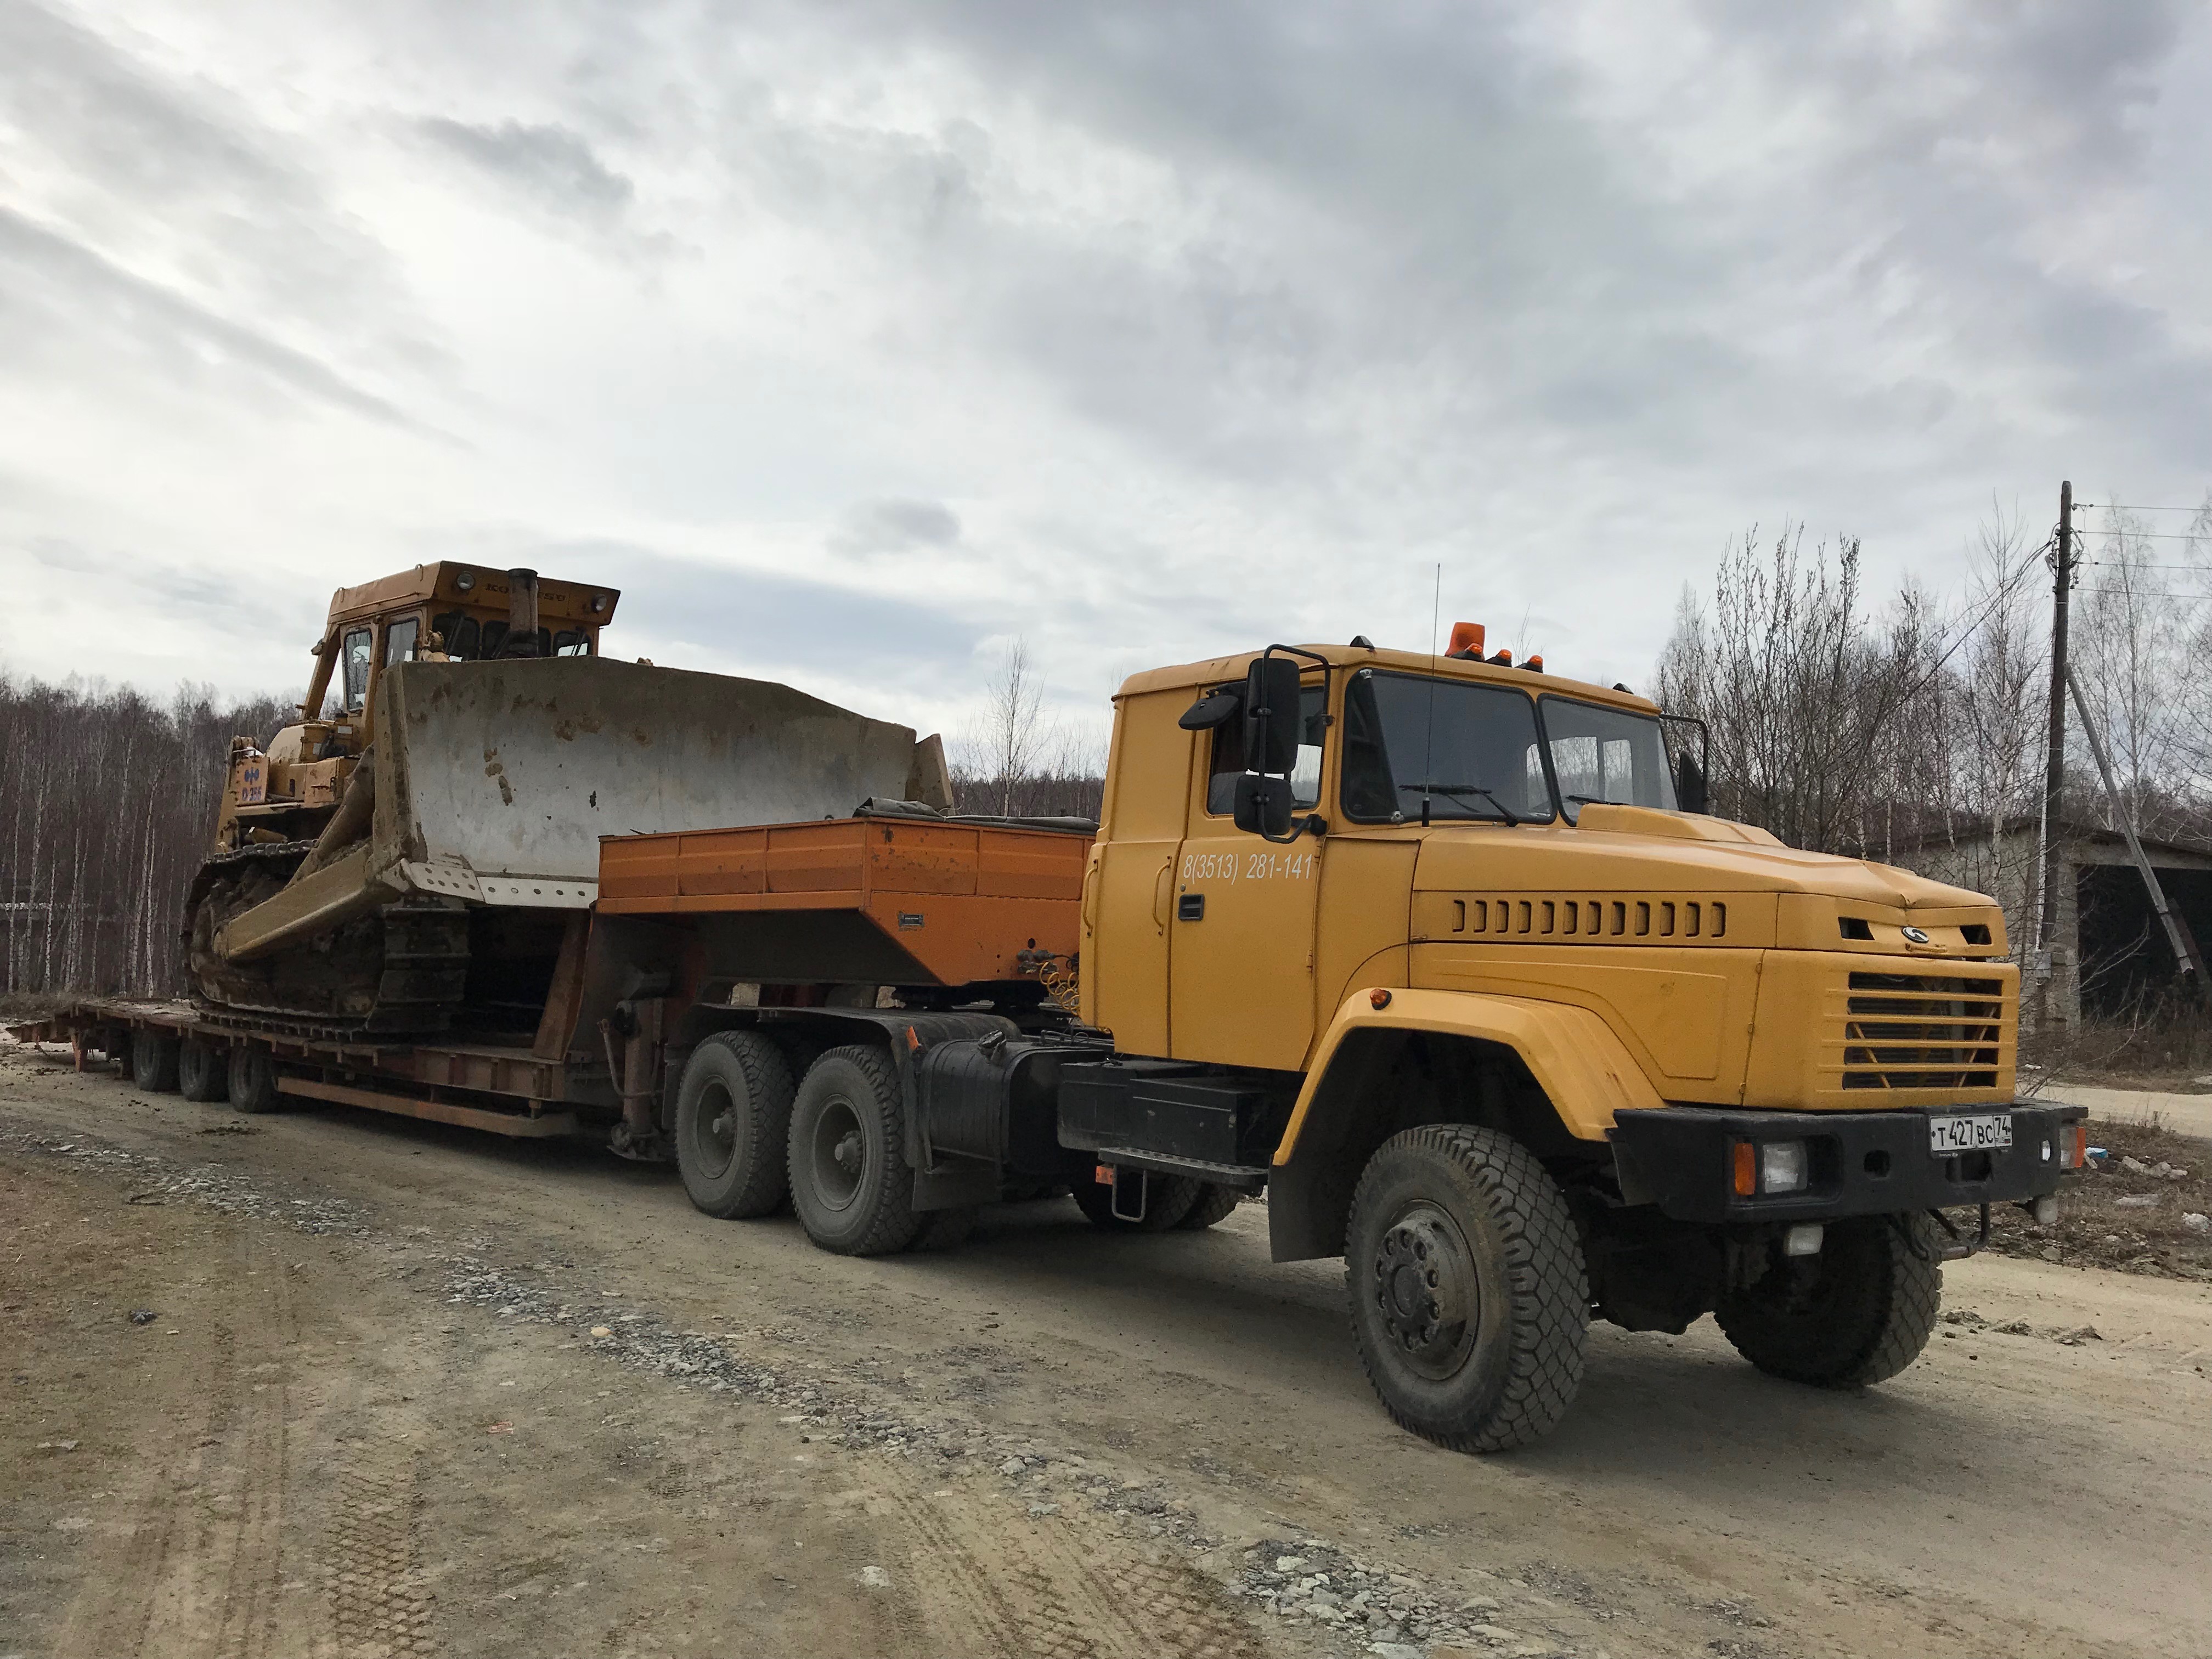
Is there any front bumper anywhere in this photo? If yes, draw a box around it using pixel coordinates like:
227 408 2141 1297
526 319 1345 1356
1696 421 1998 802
1607 1103 2084 1224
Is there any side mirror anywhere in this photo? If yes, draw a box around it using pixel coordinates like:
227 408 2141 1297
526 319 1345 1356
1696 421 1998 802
1232 773 1294 839
1675 752 1709 815
1244 656 1301 776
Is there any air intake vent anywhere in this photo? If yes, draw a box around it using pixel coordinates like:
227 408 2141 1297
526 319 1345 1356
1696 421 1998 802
1839 972 2005 1090
1838 917 1873 941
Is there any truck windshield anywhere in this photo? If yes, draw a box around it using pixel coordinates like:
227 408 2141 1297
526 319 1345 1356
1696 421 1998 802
1340 672 1554 824
1540 696 1678 823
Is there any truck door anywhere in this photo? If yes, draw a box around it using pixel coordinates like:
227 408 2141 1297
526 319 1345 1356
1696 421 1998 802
1167 676 1327 1071
1084 692 1194 1059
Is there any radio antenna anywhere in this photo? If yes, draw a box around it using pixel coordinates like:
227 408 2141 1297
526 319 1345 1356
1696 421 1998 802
1421 563 1440 828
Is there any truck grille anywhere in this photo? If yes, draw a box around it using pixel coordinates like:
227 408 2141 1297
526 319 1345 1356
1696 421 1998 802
1840 972 2006 1091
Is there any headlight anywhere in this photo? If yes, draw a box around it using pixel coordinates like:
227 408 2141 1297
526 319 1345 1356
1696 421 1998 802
455 570 476 592
1759 1141 1809 1194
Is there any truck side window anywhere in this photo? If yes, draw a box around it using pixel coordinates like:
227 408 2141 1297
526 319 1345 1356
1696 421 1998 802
1206 683 1326 814
384 617 420 665
341 627 374 711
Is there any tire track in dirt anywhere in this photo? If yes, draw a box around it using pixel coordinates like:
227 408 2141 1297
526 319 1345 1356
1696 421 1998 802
47 1229 294 1658
883 1475 1260 1659
326 1438 433 1658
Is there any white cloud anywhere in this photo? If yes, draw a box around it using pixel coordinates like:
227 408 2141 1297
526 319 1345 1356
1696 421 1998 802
1 0 2207 740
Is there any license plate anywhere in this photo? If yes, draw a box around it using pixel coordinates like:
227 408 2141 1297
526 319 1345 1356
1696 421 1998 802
1929 1112 2012 1155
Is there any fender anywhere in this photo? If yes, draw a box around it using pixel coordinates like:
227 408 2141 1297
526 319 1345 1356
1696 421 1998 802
1279 988 1665 1159
1266 988 1667 1262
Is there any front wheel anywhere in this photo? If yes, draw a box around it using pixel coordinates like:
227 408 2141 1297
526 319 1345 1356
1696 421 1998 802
1715 1214 1941 1387
1346 1124 1588 1453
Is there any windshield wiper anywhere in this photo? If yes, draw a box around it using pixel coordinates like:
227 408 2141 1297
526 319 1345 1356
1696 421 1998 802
1400 782 1523 826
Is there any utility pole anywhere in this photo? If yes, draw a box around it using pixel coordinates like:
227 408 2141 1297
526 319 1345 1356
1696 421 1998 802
2035 479 2073 1025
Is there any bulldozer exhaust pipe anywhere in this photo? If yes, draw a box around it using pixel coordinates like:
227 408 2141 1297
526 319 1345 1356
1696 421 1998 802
505 568 540 658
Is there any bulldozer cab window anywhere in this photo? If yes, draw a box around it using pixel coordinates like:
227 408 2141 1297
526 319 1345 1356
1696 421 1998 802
1339 672 1554 824
383 616 420 666
1205 682 1326 814
341 627 374 711
431 611 481 660
553 629 591 657
1539 696 1677 824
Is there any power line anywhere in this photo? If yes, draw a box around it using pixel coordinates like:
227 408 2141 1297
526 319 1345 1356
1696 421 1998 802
2078 586 2212 601
2076 503 2211 513
2068 528 2209 540
2078 559 2212 572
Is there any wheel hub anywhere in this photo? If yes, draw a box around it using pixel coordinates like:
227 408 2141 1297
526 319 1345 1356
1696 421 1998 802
1373 1206 1478 1379
808 1098 868 1211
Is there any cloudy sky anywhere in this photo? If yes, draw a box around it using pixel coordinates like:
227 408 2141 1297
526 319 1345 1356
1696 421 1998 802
3 1 2208 751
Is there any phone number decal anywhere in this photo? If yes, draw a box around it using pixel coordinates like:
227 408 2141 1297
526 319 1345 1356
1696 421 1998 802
1181 850 1318 883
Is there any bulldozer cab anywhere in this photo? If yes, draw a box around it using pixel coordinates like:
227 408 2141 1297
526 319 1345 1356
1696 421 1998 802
298 565 620 753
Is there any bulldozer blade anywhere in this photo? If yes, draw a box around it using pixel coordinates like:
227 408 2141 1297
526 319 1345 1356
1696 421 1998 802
374 658 928 906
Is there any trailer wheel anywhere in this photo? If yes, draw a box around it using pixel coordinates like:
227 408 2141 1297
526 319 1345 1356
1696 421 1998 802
1715 1213 1941 1388
674 1032 796 1219
1174 1182 1244 1231
129 1029 181 1093
1345 1124 1587 1453
788 1046 922 1256
1071 1169 1201 1232
177 1039 229 1103
228 1045 281 1115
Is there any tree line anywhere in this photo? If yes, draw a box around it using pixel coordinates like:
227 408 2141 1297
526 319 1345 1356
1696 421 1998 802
1653 501 2212 988
0 678 295 1000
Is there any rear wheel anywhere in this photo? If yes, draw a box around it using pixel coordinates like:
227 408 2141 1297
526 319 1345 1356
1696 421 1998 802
130 1030 180 1093
1175 1182 1244 1231
1072 1169 1201 1232
1346 1124 1587 1453
788 1046 922 1256
227 1045 281 1114
673 1032 795 1218
1715 1214 1941 1387
178 1039 228 1103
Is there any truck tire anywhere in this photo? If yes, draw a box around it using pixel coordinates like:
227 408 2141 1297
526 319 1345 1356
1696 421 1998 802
788 1046 922 1256
1345 1124 1587 1453
1175 1182 1244 1231
178 1038 229 1103
1715 1213 1941 1388
228 1045 281 1115
674 1032 795 1219
1072 1169 1201 1232
130 1029 180 1093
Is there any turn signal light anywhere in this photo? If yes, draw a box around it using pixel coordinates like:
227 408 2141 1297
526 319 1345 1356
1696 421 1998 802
1369 988 1393 1009
1732 1141 1756 1197
2060 1124 2086 1169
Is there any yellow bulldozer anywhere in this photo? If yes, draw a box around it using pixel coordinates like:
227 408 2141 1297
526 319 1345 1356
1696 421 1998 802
184 563 950 1034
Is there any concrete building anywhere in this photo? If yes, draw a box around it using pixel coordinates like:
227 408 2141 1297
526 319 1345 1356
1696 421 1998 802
1898 818 2212 1030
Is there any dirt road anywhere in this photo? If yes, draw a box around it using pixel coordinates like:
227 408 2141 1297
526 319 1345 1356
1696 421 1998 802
4 1048 2208 1659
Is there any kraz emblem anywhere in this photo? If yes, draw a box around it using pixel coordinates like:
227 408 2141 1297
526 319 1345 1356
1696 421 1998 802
1901 925 1931 944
